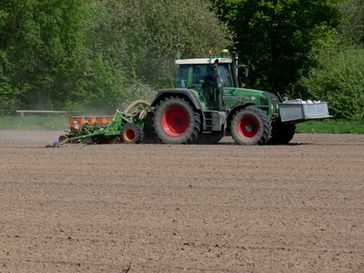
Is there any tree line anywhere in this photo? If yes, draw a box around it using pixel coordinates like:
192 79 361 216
0 0 363 119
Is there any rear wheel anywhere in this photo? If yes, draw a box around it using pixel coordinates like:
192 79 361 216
121 123 144 144
153 97 200 144
231 107 271 145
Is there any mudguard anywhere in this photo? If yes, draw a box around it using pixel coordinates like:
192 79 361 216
151 88 203 110
226 102 255 128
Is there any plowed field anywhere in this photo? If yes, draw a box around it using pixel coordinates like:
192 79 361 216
1 131 363 273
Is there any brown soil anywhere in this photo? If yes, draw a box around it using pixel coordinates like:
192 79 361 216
0 131 363 273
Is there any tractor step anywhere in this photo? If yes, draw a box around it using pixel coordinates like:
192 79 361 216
203 111 227 132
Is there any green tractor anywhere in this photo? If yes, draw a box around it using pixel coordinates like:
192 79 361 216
149 50 330 145
149 55 271 145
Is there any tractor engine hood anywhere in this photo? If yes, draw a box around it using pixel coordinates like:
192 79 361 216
222 87 279 117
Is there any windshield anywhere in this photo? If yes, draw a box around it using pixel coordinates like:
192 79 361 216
176 63 233 89
217 64 233 87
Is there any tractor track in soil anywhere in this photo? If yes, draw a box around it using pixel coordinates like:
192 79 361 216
0 131 363 273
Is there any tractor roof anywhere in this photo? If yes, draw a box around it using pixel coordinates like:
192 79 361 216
175 58 232 65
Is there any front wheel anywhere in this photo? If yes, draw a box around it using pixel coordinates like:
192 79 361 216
231 107 271 145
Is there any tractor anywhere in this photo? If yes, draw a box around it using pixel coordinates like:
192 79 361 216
149 50 330 145
149 53 271 145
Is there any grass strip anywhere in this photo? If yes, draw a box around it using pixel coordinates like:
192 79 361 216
296 119 364 134
0 116 69 130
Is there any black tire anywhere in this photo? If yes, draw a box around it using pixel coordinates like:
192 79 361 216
231 106 271 145
153 97 200 144
197 131 224 144
268 121 296 145
190 112 202 144
92 136 103 144
82 137 94 145
121 123 144 144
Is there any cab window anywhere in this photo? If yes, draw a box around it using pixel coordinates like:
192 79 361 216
176 64 214 89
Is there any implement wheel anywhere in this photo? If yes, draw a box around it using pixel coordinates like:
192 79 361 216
153 97 200 144
231 106 271 145
58 135 68 143
82 138 94 145
121 123 144 144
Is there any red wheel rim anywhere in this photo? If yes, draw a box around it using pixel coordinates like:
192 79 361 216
161 106 189 137
236 116 259 138
123 128 136 142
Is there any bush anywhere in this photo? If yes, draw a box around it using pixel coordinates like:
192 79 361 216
0 80 21 115
301 46 364 120
85 0 231 88
0 51 21 114
0 0 86 111
73 55 156 113
0 0 231 114
69 0 231 113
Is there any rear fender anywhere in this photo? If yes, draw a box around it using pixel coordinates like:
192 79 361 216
151 88 203 111
150 88 204 133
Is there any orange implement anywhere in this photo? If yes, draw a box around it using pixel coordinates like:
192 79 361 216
69 116 113 132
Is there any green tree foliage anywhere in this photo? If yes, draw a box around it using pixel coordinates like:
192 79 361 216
339 0 364 46
72 0 231 111
0 0 86 114
0 0 230 114
301 46 364 120
301 0 364 120
85 0 230 90
212 0 340 96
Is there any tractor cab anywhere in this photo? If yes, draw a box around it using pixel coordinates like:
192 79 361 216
175 58 234 89
175 57 234 111
175 54 279 118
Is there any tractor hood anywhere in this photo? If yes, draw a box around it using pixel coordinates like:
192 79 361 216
222 87 279 117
